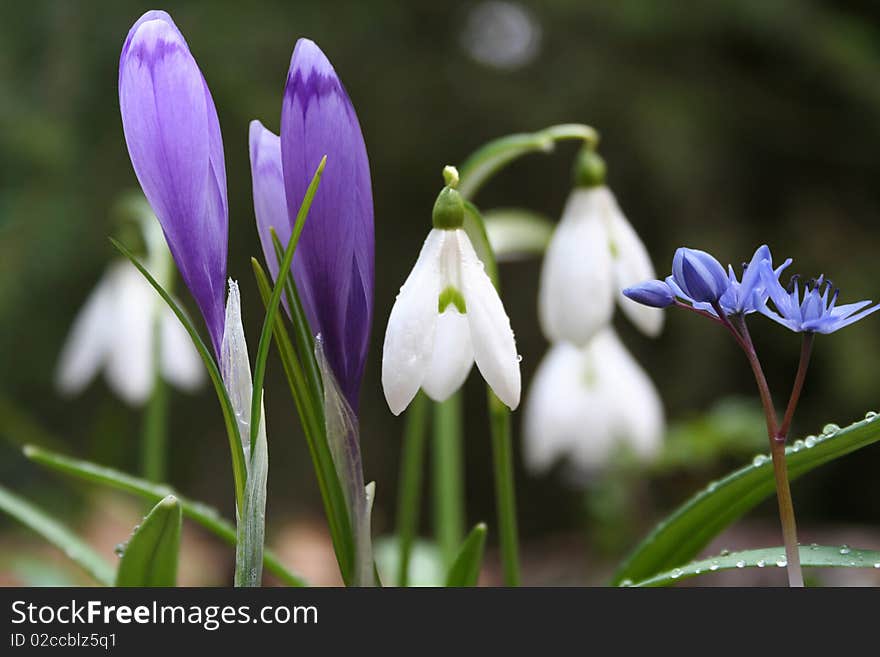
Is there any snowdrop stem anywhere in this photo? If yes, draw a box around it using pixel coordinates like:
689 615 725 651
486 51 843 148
729 314 805 587
395 392 429 586
140 360 169 483
433 393 465 569
489 391 521 586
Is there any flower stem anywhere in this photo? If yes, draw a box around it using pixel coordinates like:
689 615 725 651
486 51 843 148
779 333 815 439
488 390 521 586
395 391 429 586
141 317 168 483
727 314 804 587
433 392 465 570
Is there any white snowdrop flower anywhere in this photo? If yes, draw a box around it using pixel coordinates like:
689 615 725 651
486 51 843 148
523 327 664 477
538 148 663 345
55 260 204 406
382 168 521 415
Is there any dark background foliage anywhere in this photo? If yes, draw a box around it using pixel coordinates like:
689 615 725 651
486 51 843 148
1 0 879 580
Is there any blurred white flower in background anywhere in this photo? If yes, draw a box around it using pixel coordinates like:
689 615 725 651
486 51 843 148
523 328 664 476
55 204 204 406
460 1 541 70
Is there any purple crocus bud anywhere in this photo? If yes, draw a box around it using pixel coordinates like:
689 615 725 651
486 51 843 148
671 247 729 305
280 39 374 411
623 280 675 308
248 121 290 289
119 11 228 355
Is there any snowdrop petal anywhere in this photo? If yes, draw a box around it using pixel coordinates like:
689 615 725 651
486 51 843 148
539 188 614 345
159 305 205 392
55 267 116 397
421 308 474 402
458 230 521 410
603 190 663 336
382 229 444 415
105 263 155 405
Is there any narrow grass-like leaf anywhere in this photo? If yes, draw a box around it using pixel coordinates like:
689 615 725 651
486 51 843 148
22 445 306 586
613 414 880 585
0 484 113 585
252 261 355 584
249 156 325 461
483 208 554 261
627 545 880 587
445 523 487 587
395 391 429 586
457 123 598 200
116 495 182 586
111 239 247 515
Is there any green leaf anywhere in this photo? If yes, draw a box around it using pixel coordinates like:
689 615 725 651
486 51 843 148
457 123 598 200
111 238 247 516
251 260 355 585
445 523 488 587
116 495 181 586
613 414 880 585
23 445 307 586
0 484 114 585
627 545 880 587
483 208 555 261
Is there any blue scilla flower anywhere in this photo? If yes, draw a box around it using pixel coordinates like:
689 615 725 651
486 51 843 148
666 245 791 316
759 269 880 334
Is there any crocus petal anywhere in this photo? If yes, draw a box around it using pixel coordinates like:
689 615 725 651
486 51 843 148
421 308 474 402
523 343 607 474
538 188 614 345
55 267 116 397
671 247 729 304
281 38 374 411
382 230 444 415
119 11 227 354
458 230 521 410
603 190 664 336
159 304 205 392
248 120 291 287
220 280 254 462
105 263 155 405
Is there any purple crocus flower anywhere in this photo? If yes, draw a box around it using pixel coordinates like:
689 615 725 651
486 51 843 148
119 11 228 355
759 270 880 334
664 245 791 317
250 39 373 412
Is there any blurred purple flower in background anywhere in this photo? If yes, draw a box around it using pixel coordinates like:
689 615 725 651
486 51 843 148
118 11 228 355
250 38 374 412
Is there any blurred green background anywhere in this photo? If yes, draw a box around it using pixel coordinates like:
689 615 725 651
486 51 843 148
1 0 879 584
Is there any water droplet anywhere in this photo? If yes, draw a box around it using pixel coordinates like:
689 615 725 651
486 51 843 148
114 543 125 557
756 559 766 568
752 454 769 467
516 354 523 363
873 563 880 569
865 411 878 420
719 548 730 556
709 561 720 571
671 568 683 579
792 439 805 452
619 579 633 587
694 568 701 574
735 560 745 568
804 436 817 448
839 545 851 555
706 481 718 492
822 423 840 435
776 557 788 567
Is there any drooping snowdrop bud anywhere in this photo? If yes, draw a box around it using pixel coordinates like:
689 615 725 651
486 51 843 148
523 328 664 478
539 146 663 344
623 280 675 308
670 247 730 305
119 11 228 355
382 168 521 415
55 261 204 405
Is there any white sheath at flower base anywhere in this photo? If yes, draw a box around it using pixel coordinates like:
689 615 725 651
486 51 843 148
523 327 664 477
220 279 265 466
539 186 663 345
382 227 521 415
55 261 204 405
